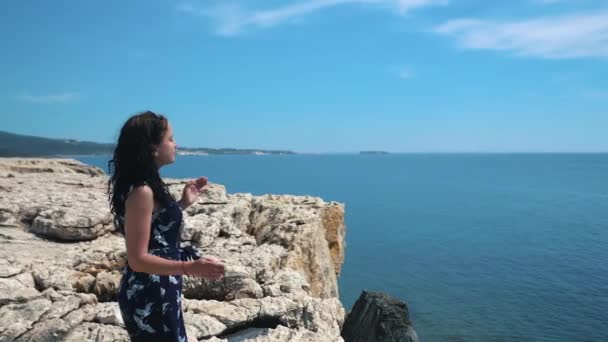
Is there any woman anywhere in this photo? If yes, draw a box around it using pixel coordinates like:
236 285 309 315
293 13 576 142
108 111 225 341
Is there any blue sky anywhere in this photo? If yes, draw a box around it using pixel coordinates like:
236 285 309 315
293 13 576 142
1 0 607 153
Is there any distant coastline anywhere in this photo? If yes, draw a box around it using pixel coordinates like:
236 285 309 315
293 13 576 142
176 147 294 156
0 130 295 157
359 151 390 155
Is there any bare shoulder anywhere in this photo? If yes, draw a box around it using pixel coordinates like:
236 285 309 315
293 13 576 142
129 184 153 196
125 185 154 208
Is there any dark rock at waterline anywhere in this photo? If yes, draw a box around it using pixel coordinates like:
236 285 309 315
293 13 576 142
342 290 418 342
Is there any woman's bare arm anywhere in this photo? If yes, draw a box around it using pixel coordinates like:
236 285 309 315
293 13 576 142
124 185 225 279
124 185 185 275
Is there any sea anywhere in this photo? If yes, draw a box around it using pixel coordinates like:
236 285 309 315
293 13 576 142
75 153 608 342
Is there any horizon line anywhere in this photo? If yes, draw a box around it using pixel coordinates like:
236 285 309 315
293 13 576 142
2 130 607 155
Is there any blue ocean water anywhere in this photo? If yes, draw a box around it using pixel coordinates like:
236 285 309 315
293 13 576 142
77 154 608 342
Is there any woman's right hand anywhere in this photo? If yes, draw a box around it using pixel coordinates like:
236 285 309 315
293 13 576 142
186 258 225 280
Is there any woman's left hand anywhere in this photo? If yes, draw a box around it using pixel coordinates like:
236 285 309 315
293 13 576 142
180 176 208 209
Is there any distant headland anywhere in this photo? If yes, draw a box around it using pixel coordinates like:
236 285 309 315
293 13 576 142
359 150 390 155
0 131 296 157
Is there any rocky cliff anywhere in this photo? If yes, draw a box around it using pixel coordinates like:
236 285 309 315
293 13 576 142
0 158 347 342
341 291 418 342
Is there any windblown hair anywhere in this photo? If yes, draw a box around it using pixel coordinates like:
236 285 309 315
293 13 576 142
107 111 175 233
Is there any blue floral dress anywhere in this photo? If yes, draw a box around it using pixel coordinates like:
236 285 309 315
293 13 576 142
117 184 202 342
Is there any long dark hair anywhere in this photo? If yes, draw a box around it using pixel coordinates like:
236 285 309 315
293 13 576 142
107 111 175 233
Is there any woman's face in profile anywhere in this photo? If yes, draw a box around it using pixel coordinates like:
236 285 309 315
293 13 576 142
155 122 177 167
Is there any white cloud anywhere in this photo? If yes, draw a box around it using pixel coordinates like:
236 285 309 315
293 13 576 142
398 69 413 79
531 0 565 4
177 0 448 36
582 89 608 99
18 92 80 104
395 0 448 14
176 3 196 13
388 65 413 79
435 10 608 59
